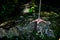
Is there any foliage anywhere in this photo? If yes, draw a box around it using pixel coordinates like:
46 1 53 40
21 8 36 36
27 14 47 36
0 0 60 40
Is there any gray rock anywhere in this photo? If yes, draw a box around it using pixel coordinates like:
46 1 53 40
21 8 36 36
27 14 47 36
0 28 7 38
6 27 19 38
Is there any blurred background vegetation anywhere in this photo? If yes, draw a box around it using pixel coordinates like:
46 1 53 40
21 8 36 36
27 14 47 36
0 0 60 40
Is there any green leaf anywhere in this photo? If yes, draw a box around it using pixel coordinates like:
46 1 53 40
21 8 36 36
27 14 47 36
29 9 33 13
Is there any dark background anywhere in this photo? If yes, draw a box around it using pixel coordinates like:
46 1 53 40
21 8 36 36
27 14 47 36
42 0 60 8
0 0 60 22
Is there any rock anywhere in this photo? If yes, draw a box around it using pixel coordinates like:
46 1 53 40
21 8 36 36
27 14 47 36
6 27 19 38
0 28 7 38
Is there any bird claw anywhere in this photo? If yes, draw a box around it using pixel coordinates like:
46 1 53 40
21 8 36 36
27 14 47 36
30 18 46 24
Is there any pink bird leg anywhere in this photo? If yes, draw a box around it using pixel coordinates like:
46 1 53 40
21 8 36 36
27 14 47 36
31 18 46 24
